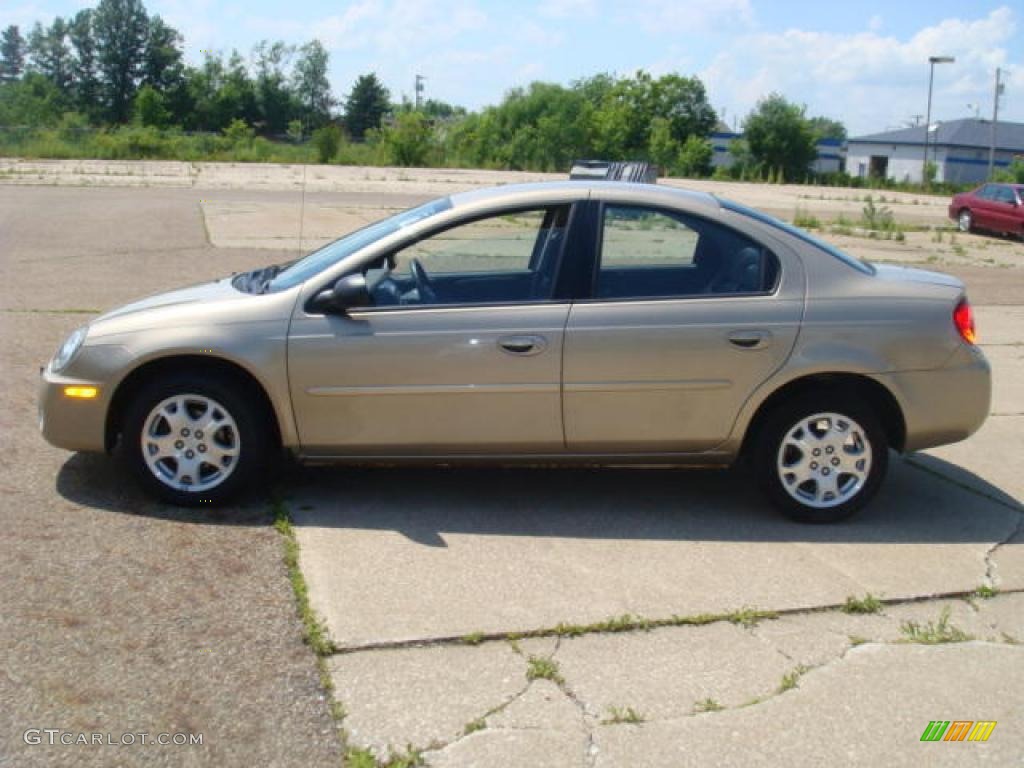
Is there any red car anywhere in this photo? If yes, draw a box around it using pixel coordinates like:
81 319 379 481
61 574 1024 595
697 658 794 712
949 182 1024 239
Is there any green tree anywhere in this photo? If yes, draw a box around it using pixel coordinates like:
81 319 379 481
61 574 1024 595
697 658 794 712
28 18 72 93
807 116 847 141
252 40 296 133
293 40 331 129
382 111 433 166
1 25 26 83
993 158 1024 184
68 11 100 117
93 0 150 123
142 16 183 91
133 83 169 126
184 49 257 131
311 123 341 163
222 117 254 147
742 93 817 182
647 116 680 170
676 134 712 177
0 72 64 125
344 73 390 140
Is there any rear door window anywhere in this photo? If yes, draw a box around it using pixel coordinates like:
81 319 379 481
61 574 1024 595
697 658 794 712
595 204 779 300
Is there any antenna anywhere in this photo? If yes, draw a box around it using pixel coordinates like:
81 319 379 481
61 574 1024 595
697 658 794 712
298 126 308 254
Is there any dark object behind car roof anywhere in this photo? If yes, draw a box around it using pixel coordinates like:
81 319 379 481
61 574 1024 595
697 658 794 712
569 160 657 184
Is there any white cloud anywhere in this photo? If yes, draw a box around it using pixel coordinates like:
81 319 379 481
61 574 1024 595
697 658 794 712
697 6 1022 134
625 0 755 35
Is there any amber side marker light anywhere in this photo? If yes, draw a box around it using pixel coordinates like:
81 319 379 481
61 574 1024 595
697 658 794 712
953 299 976 345
64 386 98 399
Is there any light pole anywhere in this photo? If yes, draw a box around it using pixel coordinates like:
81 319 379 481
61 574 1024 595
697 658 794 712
923 55 955 185
414 74 425 110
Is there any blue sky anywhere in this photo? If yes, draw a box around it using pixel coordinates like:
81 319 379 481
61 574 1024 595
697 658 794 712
5 0 1022 135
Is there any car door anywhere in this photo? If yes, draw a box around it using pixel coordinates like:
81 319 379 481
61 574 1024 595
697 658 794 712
990 186 1020 234
562 202 803 453
972 184 997 230
287 205 574 455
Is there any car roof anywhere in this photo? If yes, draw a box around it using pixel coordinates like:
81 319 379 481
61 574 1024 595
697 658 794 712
449 180 720 213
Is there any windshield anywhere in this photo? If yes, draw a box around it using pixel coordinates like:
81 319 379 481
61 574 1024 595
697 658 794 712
266 196 454 292
719 198 874 275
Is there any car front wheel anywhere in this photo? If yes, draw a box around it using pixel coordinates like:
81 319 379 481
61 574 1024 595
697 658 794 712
754 396 888 523
957 209 972 233
122 373 269 505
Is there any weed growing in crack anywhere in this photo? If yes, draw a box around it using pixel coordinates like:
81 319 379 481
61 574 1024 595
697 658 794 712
848 635 870 646
461 632 484 646
778 665 810 693
463 718 486 735
842 593 883 614
728 607 777 629
526 655 564 685
694 698 724 713
272 499 335 656
602 706 644 725
974 585 999 599
900 607 974 644
346 746 424 768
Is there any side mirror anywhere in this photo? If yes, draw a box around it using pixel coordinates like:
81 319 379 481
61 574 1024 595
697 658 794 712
310 274 371 314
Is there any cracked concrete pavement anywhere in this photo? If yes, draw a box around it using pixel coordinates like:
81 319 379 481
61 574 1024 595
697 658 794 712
2 168 1022 766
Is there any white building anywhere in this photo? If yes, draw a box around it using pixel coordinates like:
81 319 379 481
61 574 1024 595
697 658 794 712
846 118 1024 184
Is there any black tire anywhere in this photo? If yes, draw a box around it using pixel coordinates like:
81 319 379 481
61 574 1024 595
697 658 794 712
753 394 888 523
957 209 972 233
122 372 271 506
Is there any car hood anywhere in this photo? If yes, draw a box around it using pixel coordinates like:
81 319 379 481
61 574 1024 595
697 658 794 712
871 263 964 290
93 278 241 324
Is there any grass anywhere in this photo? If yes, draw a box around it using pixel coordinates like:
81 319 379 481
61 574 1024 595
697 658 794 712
900 607 974 645
273 499 335 656
346 746 424 768
525 655 564 685
777 664 809 693
974 585 999 599
272 498 347 723
463 718 486 735
694 698 724 713
461 631 484 646
842 593 884 615
792 207 821 230
848 635 870 646
602 706 645 725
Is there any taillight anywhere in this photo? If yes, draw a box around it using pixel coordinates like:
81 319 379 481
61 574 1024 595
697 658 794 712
953 299 976 344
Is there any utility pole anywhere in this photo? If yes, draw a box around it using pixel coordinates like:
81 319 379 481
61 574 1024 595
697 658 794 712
987 68 1005 181
414 74 425 110
923 55 955 186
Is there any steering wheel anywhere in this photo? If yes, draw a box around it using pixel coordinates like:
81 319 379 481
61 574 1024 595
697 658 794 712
409 258 438 304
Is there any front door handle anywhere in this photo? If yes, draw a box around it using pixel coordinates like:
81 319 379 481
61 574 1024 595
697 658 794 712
727 330 771 350
498 335 547 356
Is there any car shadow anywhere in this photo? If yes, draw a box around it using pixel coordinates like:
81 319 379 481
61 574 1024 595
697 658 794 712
56 451 1022 547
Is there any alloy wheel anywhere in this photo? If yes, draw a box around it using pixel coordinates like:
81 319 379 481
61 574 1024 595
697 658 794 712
776 412 872 509
141 394 241 492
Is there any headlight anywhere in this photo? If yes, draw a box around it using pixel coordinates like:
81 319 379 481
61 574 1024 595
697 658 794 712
51 326 88 372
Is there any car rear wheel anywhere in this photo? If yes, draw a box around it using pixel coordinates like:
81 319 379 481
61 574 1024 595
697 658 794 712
957 209 973 233
754 395 888 523
122 373 269 506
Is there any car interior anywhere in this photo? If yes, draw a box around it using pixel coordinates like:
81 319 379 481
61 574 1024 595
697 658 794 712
360 202 779 307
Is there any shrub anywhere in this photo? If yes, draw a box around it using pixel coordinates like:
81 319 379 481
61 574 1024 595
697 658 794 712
312 124 342 164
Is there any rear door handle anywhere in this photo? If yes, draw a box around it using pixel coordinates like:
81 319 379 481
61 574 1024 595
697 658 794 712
498 335 547 356
727 330 771 350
